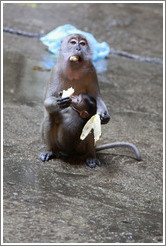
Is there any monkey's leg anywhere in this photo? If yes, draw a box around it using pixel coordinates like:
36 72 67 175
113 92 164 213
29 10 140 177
40 116 59 162
82 133 102 168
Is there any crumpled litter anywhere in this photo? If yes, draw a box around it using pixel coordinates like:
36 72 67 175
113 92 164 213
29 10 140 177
40 24 110 61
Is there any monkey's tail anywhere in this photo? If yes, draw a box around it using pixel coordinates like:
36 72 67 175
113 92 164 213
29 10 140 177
95 142 142 161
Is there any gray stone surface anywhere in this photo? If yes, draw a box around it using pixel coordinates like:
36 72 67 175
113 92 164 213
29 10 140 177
3 2 163 243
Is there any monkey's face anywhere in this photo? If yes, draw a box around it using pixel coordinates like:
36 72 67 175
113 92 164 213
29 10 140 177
71 94 97 117
60 34 92 65
71 95 84 110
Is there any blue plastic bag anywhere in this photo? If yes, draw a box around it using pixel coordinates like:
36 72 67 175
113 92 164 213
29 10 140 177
40 24 110 61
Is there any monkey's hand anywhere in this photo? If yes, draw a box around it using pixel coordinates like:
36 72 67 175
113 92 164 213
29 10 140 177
96 97 110 124
57 97 72 109
99 111 110 124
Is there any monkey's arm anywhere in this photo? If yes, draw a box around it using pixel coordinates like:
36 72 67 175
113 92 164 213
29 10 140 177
86 76 110 124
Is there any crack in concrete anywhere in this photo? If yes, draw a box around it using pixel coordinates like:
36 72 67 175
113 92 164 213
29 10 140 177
3 27 41 38
111 49 163 65
3 27 163 66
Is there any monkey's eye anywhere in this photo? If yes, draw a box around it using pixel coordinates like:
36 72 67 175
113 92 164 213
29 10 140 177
70 40 77 45
80 41 86 46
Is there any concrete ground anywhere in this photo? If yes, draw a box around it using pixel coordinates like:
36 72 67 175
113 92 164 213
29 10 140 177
3 2 163 244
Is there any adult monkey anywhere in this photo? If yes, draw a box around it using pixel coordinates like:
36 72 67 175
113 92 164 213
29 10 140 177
40 34 141 167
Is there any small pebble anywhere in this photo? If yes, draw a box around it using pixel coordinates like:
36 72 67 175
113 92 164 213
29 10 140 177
7 181 15 186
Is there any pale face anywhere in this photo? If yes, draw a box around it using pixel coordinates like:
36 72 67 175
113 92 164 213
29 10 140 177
60 34 92 63
71 95 84 110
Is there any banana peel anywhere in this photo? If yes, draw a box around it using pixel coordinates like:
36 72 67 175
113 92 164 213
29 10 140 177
80 113 101 145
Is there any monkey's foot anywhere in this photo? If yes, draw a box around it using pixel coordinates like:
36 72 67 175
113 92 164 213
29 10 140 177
40 151 56 162
86 158 102 168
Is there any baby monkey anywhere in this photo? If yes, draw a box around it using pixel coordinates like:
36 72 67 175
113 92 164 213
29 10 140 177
69 93 97 120
40 93 141 167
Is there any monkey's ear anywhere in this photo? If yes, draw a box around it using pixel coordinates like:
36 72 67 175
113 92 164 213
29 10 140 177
80 111 90 119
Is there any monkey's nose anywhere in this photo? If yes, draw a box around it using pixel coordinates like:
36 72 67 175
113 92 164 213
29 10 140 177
76 45 81 51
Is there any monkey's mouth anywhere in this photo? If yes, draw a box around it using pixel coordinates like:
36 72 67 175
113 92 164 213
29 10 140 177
69 55 82 63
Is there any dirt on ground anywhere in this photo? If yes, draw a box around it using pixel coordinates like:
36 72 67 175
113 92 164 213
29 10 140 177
3 2 163 244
